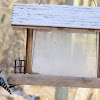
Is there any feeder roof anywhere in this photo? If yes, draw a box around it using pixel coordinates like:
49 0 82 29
11 3 100 30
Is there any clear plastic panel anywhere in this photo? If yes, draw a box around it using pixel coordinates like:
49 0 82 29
32 30 97 78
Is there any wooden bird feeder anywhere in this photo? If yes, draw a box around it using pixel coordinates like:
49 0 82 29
9 3 100 88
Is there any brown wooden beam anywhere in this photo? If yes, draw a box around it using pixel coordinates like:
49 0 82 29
11 25 98 33
25 29 33 73
97 33 100 77
97 1 100 77
8 74 100 88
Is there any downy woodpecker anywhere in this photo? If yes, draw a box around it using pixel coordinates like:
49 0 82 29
0 70 12 94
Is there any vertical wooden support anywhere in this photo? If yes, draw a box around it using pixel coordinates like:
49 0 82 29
25 29 33 73
97 1 100 77
98 33 100 77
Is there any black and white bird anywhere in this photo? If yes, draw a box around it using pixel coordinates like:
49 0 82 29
0 70 16 94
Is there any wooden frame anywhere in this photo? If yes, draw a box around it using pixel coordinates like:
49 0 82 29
8 73 100 88
10 3 100 88
98 33 100 77
12 4 100 29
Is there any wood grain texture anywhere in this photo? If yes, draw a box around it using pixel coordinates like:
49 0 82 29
12 4 100 30
97 1 100 78
12 25 98 33
25 29 33 73
98 33 100 77
8 73 100 88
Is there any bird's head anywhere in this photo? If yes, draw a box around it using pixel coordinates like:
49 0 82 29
0 70 2 73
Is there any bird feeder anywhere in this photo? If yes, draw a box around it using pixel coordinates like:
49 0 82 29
9 3 100 88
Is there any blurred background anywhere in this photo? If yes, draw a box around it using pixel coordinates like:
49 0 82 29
0 0 100 100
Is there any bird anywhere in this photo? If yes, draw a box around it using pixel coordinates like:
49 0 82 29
0 70 16 94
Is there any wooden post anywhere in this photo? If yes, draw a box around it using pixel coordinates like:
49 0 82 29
97 33 100 78
25 29 33 73
54 1 73 100
66 0 73 5
97 1 100 77
55 87 69 100
97 0 100 6
97 32 100 77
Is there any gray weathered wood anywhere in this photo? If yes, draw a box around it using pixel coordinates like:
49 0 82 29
8 73 100 88
67 0 73 5
55 87 69 100
12 4 100 30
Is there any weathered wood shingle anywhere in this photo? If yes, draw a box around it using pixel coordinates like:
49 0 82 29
12 4 100 29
